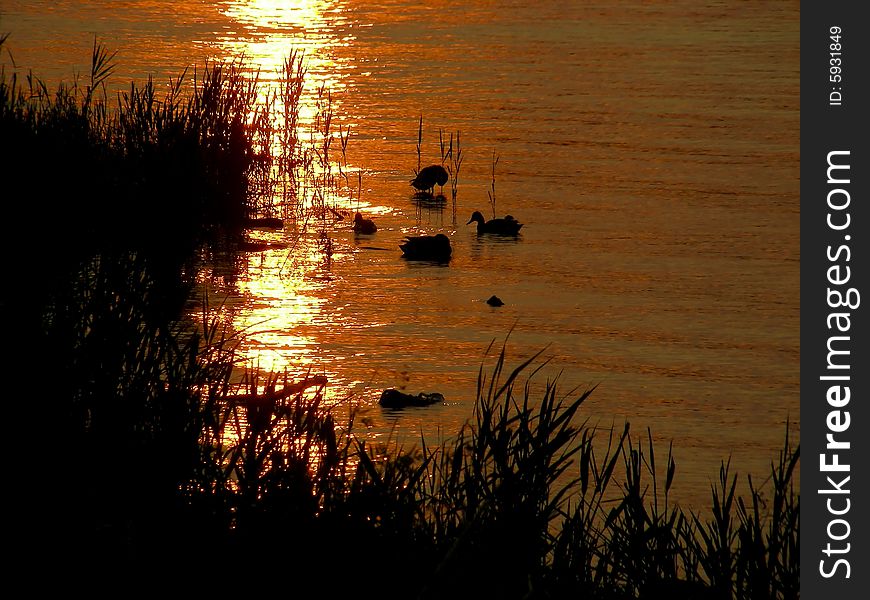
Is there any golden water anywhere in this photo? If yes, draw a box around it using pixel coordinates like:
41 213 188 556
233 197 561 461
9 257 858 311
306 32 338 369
2 0 799 508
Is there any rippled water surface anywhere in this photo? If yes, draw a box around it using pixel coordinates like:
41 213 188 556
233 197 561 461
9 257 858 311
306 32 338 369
2 0 799 507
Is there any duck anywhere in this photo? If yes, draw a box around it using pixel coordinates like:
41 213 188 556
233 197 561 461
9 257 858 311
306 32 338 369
379 389 445 408
400 233 452 261
242 216 284 229
467 211 523 235
410 165 449 196
352 212 377 234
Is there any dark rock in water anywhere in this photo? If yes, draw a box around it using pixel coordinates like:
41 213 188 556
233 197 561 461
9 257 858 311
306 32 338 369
486 295 505 307
379 389 445 408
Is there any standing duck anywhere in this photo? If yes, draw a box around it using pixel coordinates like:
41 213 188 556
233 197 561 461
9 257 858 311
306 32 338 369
410 165 449 196
467 211 523 235
353 212 377 234
399 233 452 262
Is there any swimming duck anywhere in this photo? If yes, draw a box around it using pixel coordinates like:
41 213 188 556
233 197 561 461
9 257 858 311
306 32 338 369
467 211 523 235
379 389 445 408
243 216 284 229
400 233 452 261
410 165 449 196
353 212 377 234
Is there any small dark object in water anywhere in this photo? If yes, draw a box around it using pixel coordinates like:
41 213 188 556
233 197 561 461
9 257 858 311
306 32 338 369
379 389 445 408
353 212 378 234
243 217 284 229
486 295 504 307
400 233 452 261
411 165 449 195
467 211 523 235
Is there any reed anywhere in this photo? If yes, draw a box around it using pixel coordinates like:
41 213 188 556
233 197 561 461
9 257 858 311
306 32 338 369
416 113 423 175
338 122 353 207
275 49 307 220
2 43 273 266
450 130 464 223
439 127 450 167
26 251 800 597
487 149 500 219
29 253 230 576
416 343 591 597
547 418 799 600
381 342 798 599
0 39 333 335
439 128 456 223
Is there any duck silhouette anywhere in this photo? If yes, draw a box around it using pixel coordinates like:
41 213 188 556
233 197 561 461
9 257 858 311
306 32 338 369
400 233 452 261
379 389 445 408
352 212 377 234
411 165 449 196
467 211 523 235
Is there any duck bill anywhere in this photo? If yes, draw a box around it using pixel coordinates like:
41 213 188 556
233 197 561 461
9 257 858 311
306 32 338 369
466 218 474 225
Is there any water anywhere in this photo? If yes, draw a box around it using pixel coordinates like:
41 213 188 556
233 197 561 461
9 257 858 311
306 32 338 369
2 0 799 508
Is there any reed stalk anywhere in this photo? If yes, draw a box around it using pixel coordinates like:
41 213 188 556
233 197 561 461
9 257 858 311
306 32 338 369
487 149 500 219
416 113 423 175
450 131 463 224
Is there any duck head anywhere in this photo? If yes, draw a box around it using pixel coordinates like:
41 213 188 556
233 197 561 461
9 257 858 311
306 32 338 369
467 211 486 225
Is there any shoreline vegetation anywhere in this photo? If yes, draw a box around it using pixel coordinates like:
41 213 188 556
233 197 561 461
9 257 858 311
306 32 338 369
3 40 798 597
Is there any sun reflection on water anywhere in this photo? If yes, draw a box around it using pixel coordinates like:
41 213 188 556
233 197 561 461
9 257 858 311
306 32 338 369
202 0 372 399
211 233 335 394
219 0 354 110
